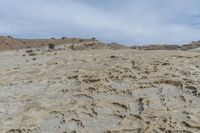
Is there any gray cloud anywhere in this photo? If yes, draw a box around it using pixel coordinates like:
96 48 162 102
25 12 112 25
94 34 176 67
0 0 200 45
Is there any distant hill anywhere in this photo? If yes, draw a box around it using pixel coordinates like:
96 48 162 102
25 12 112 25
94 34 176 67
181 40 200 50
1 35 200 51
131 41 200 51
0 36 98 51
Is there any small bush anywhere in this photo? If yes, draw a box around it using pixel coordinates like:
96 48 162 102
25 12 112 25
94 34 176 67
29 53 37 56
26 50 33 53
48 43 55 50
91 37 96 41
7 35 13 39
79 39 84 43
61 37 66 40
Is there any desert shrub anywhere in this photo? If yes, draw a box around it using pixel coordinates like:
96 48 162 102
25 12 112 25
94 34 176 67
7 35 13 39
48 43 55 50
29 53 37 56
26 50 33 53
110 55 116 58
91 37 96 41
79 39 84 42
61 37 66 40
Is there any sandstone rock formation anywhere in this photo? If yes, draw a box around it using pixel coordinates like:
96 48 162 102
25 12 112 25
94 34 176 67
0 46 200 133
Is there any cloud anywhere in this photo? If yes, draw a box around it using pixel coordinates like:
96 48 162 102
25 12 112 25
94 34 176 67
0 0 200 45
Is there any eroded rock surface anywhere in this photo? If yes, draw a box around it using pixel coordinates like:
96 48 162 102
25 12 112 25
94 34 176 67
0 48 200 133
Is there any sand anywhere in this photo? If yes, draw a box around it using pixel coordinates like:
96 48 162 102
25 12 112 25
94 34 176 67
0 47 200 133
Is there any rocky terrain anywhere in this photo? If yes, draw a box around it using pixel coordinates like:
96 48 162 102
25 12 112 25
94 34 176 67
0 42 200 133
0 36 100 51
2 36 200 51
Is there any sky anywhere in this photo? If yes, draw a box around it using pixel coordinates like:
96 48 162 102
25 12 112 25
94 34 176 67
0 0 200 45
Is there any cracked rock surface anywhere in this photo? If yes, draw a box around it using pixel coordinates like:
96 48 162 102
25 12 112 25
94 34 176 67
0 48 200 133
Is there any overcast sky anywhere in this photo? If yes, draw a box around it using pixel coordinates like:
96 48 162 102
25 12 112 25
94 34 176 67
0 0 200 45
